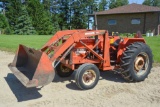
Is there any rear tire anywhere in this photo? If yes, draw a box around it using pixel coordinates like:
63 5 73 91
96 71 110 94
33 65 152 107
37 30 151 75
55 62 73 77
75 63 100 90
120 42 153 82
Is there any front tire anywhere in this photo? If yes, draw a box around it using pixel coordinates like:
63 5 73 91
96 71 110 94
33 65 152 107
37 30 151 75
75 63 100 90
55 62 73 77
120 42 153 82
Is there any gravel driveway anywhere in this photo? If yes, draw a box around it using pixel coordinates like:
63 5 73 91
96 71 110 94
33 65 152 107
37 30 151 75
0 51 160 107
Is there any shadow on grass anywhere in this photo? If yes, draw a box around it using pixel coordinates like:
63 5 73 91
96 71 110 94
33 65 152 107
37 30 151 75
5 73 42 102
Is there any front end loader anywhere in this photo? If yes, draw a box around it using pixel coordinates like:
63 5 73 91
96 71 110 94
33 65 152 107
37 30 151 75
8 30 153 89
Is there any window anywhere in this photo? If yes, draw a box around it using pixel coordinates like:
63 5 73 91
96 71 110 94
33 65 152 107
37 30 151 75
131 19 141 24
108 19 117 25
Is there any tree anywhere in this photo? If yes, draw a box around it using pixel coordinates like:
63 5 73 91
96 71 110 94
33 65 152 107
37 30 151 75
50 0 106 30
0 14 7 29
26 0 54 35
50 0 109 30
51 14 60 32
42 0 50 12
109 0 129 9
143 0 160 7
71 11 87 29
70 0 95 29
43 0 60 32
14 6 37 35
50 0 95 30
87 0 98 14
0 13 11 34
5 0 22 33
0 0 9 15
143 0 151 5
50 0 71 30
98 0 108 11
70 0 85 29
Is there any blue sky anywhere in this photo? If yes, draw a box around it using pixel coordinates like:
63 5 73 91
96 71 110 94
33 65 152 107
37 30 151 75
129 0 144 4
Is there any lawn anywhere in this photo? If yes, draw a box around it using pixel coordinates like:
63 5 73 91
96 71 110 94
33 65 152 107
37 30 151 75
145 36 160 63
0 35 52 52
0 35 160 63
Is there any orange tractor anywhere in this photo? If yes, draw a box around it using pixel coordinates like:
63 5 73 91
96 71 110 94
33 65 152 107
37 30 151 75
8 30 153 90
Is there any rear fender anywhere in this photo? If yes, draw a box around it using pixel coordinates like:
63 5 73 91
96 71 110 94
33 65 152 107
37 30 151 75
117 38 145 63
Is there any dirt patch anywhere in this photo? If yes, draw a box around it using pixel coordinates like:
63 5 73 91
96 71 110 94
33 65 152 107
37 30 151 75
0 51 160 107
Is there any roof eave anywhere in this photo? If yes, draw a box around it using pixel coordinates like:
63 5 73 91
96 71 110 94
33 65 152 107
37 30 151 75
95 11 160 15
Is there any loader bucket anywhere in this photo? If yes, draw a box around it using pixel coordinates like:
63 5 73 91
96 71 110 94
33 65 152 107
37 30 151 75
8 45 55 88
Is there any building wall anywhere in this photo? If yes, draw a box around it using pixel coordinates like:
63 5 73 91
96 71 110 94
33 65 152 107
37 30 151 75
97 12 159 34
145 12 159 34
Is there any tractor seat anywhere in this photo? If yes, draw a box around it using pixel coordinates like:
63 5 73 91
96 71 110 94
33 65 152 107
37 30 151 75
112 39 121 48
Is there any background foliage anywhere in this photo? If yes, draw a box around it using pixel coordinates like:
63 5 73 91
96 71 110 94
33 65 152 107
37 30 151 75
0 0 159 35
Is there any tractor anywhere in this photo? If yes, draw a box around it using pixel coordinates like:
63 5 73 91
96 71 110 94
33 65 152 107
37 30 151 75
8 30 153 90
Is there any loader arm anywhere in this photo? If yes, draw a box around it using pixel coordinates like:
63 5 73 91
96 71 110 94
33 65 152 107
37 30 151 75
50 30 106 62
41 30 87 51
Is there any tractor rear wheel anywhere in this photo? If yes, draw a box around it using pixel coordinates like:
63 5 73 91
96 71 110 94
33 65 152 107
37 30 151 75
75 63 100 90
55 62 73 77
120 42 153 82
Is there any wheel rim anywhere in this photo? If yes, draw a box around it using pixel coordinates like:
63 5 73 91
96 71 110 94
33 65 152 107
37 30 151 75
134 52 149 76
82 70 96 86
60 65 70 73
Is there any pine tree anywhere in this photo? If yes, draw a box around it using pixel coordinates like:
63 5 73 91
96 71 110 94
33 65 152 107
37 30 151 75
143 0 160 7
43 0 60 33
0 14 8 29
99 0 108 11
14 6 37 35
43 0 50 12
50 0 97 30
0 0 8 15
5 0 22 33
50 0 70 30
71 0 99 29
70 0 89 29
109 0 129 9
143 0 151 6
71 11 87 29
0 13 11 34
26 0 54 35
51 14 60 32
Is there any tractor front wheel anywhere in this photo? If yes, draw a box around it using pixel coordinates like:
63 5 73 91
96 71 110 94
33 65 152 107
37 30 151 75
55 62 73 77
120 42 153 82
75 63 100 90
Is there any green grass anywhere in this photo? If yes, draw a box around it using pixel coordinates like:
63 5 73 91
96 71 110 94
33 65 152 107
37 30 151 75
0 35 160 63
0 35 52 52
145 36 160 63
